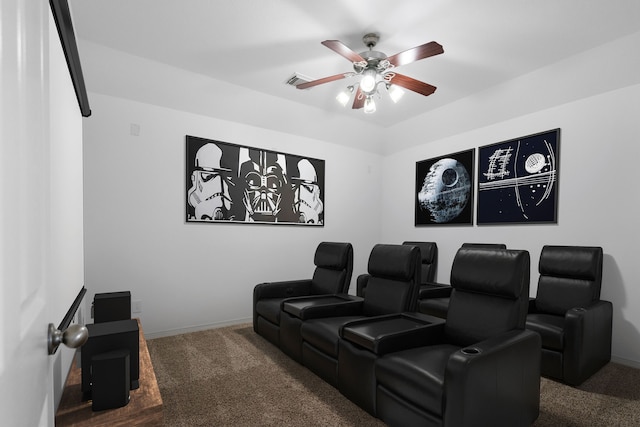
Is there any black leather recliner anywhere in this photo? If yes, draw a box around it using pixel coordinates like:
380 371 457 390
373 247 540 427
418 242 507 319
357 241 437 298
253 241 353 347
286 244 421 387
526 245 612 386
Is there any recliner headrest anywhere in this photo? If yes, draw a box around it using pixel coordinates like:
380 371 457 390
539 245 603 282
402 241 437 264
368 244 420 281
314 242 353 270
451 247 529 299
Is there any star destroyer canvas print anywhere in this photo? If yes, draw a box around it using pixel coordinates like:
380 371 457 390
477 129 560 224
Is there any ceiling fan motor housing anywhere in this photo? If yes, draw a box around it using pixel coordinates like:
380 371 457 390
354 50 388 73
356 33 389 73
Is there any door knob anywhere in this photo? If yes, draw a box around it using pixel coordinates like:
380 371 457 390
48 323 89 355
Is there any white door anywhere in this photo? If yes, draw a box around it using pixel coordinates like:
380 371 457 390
0 1 85 426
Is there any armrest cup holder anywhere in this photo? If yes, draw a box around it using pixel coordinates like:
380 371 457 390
460 347 482 355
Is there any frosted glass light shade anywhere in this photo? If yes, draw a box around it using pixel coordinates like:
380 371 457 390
364 97 376 114
336 90 351 106
388 85 405 103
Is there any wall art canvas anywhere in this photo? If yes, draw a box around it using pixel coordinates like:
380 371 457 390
477 128 560 225
415 149 474 226
186 135 325 225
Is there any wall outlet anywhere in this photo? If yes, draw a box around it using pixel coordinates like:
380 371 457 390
132 300 142 313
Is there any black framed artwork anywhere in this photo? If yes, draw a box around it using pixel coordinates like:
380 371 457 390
477 128 560 225
415 149 475 226
186 135 325 225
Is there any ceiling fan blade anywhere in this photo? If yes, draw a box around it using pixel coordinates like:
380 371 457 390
321 40 366 63
352 86 365 109
386 41 444 67
296 72 353 90
387 73 437 96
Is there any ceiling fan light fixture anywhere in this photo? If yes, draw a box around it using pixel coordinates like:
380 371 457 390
296 35 443 115
388 84 405 103
360 68 378 93
336 86 354 107
364 96 376 114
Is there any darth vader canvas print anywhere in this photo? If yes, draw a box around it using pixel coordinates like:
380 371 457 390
186 135 325 226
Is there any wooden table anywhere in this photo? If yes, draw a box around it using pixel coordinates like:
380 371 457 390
55 319 163 426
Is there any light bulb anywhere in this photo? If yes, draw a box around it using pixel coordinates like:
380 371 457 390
388 85 405 103
364 96 376 114
360 69 377 93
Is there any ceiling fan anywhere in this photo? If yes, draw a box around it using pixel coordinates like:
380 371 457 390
296 33 444 113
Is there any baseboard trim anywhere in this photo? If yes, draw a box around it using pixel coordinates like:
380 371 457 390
611 355 640 369
144 317 252 340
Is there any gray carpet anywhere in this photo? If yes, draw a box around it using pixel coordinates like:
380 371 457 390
147 324 640 426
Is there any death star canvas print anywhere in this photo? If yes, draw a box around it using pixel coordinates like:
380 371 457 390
415 149 474 226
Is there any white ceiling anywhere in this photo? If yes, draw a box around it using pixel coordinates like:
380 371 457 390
69 0 640 129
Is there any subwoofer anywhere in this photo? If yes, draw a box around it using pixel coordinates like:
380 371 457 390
81 319 139 400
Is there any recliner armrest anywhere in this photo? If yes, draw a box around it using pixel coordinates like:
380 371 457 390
444 329 541 427
340 312 445 355
253 279 313 300
356 273 370 297
418 282 452 299
563 299 613 385
282 294 363 320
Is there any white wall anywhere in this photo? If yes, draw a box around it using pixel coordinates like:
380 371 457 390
83 94 383 337
381 84 640 367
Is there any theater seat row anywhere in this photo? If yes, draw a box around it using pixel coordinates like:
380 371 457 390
253 242 549 426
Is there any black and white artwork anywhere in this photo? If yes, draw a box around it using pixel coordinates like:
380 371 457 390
477 129 560 224
415 149 474 226
186 135 325 225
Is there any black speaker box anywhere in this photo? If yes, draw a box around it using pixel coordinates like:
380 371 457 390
94 291 131 323
91 349 131 411
81 319 139 399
